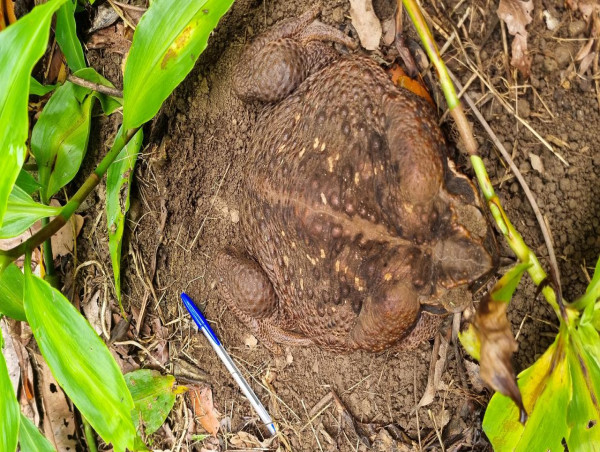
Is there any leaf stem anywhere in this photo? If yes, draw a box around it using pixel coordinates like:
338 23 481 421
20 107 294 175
41 216 60 287
0 126 138 270
83 416 98 452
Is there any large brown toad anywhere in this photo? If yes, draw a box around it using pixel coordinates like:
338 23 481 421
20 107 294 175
217 8 496 353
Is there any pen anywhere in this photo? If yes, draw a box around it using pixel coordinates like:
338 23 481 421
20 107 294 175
180 292 277 436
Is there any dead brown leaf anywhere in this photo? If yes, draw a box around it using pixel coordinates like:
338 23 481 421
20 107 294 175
34 353 78 451
567 0 600 21
189 385 221 437
474 294 525 420
498 0 533 77
349 0 382 51
418 334 448 407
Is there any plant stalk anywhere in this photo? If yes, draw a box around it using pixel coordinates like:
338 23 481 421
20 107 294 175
0 126 138 269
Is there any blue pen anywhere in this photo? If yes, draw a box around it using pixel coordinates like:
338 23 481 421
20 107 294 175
180 292 277 436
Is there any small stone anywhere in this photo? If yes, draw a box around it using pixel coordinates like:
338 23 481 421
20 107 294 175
554 46 572 69
543 57 558 73
529 153 544 174
244 334 258 349
230 209 240 223
568 20 587 37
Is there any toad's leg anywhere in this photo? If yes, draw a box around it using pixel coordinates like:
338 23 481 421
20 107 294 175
394 308 444 350
350 282 422 352
233 8 355 103
216 250 313 353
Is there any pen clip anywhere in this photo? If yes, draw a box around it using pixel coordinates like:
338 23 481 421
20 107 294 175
181 292 221 346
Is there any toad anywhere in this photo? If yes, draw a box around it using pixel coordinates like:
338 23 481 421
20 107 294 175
217 8 496 352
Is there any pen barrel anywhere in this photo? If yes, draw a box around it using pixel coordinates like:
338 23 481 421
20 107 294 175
202 329 275 434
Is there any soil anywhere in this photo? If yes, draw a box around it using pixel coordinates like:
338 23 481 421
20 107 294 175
77 0 600 450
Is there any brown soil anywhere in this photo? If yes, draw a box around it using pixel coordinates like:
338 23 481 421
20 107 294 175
77 0 600 450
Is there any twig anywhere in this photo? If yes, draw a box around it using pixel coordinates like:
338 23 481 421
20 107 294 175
67 74 123 98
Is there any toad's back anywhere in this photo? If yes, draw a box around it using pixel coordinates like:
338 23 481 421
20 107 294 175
217 9 495 352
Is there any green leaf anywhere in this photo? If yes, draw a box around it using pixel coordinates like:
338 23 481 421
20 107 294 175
0 0 67 228
15 169 42 195
23 266 137 451
0 264 26 321
106 129 143 303
19 414 56 452
567 321 600 450
125 369 181 435
122 0 234 129
55 0 86 71
73 67 122 114
31 81 94 201
484 336 570 451
29 77 57 96
0 328 19 452
575 256 600 310
491 262 531 304
458 323 481 361
0 185 62 239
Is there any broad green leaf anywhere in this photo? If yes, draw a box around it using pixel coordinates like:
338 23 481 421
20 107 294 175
568 319 600 448
0 329 19 452
15 169 41 195
73 67 122 114
125 369 182 435
0 185 61 239
31 81 94 201
483 337 562 450
55 0 86 71
29 77 57 96
106 129 143 302
458 323 480 361
0 0 67 228
19 414 56 452
491 262 531 303
122 0 234 129
23 267 136 451
0 264 26 321
575 256 600 310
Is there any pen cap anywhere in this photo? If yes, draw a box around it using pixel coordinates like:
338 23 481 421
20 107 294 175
181 292 221 346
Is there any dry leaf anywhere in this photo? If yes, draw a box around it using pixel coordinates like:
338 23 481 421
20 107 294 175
1 320 20 393
349 0 382 51
567 0 600 21
474 296 524 419
189 385 221 437
48 204 84 258
498 0 533 77
464 360 485 392
229 431 263 447
35 353 78 451
89 2 119 32
418 335 449 407
82 291 103 336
